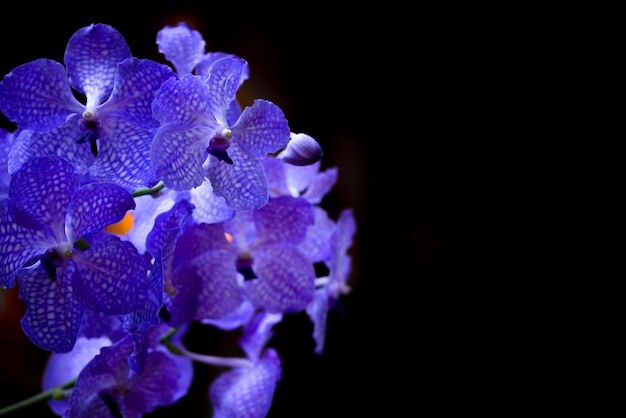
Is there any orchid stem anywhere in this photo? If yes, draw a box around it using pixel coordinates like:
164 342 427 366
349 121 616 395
0 378 76 416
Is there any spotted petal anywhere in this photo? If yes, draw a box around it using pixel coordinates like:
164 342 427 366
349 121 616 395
7 120 96 176
210 348 281 418
66 181 135 242
9 155 78 239
91 118 159 191
0 200 53 288
0 59 83 131
71 236 149 315
151 125 212 190
105 58 176 129
156 22 206 76
244 244 315 313
18 263 84 352
207 145 268 210
232 99 290 159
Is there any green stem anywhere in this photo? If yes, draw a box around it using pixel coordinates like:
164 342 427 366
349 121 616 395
0 378 76 416
131 181 165 198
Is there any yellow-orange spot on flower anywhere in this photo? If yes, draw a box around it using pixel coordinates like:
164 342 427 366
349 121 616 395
224 232 233 243
105 211 135 235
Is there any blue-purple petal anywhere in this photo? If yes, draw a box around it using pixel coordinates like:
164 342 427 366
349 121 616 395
207 145 268 210
91 118 159 191
253 195 314 245
0 59 83 131
244 245 315 313
151 125 212 190
9 155 78 238
18 264 84 352
232 99 290 159
0 199 53 288
7 121 96 176
189 251 244 320
189 180 235 224
67 181 135 241
152 75 213 127
210 348 281 418
156 22 206 76
105 58 176 129
64 23 132 105
205 56 248 117
42 336 112 415
71 237 149 314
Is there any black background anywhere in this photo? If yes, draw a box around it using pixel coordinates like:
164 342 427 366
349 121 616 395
0 5 478 417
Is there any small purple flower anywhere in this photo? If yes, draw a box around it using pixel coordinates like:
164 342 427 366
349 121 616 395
0 155 150 352
150 57 290 209
65 324 193 418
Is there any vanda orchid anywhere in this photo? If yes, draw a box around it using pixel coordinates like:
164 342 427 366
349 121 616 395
0 21 356 417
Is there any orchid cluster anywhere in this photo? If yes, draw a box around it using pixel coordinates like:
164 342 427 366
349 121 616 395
0 22 356 417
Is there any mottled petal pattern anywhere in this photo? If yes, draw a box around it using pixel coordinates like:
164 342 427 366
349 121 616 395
189 251 243 320
7 121 96 176
0 200 53 288
105 58 176 129
156 22 206 76
71 237 149 314
64 23 132 105
207 145 268 210
151 125 212 190
18 264 84 352
0 59 83 131
210 348 281 418
188 180 235 224
205 56 248 119
244 245 315 313
9 155 78 239
67 182 135 241
232 99 290 159
91 118 159 191
253 195 314 245
152 75 213 127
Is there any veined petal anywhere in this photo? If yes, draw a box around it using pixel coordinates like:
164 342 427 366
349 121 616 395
66 182 135 242
207 145 268 210
232 99 290 159
152 75 213 127
244 245 315 313
210 348 281 418
105 58 176 129
204 56 248 120
189 251 244 320
0 58 83 131
0 200 53 288
156 22 206 76
18 263 84 352
64 23 132 106
90 118 159 191
151 125 211 191
9 155 78 239
188 180 235 224
173 223 231 265
253 195 314 245
7 120 96 176
71 237 149 315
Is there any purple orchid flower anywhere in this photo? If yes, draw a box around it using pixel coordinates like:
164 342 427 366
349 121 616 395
0 23 176 191
0 155 150 352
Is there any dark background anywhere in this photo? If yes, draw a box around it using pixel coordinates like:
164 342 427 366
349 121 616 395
0 5 477 417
